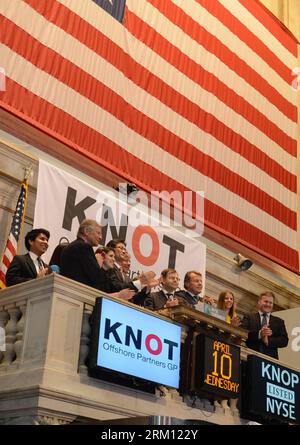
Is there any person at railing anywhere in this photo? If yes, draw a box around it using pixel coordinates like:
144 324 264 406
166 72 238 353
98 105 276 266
94 245 136 301
217 290 241 327
119 251 131 282
95 246 115 271
176 271 215 307
6 228 50 286
241 291 288 359
60 219 106 289
105 239 158 305
60 220 134 301
144 268 182 310
144 269 208 311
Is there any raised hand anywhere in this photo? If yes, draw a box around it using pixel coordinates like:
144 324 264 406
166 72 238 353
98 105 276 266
203 295 216 306
165 298 180 308
139 271 156 287
37 268 49 278
261 325 272 345
146 278 160 291
117 288 136 300
95 253 104 268
231 315 241 328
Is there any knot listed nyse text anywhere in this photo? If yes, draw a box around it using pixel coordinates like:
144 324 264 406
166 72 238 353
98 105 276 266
103 318 179 371
262 362 299 420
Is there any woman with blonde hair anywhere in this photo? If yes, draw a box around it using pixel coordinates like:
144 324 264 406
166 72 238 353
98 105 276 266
217 290 240 327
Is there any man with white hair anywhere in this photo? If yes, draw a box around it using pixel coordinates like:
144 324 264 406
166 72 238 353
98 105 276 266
60 220 135 303
60 219 107 290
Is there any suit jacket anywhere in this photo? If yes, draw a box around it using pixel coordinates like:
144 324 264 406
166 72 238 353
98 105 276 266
60 238 109 292
105 265 138 293
105 265 150 306
144 290 168 310
144 289 196 311
241 312 288 359
175 290 200 306
6 253 47 287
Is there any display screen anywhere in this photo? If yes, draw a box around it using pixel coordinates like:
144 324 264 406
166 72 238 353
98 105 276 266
192 334 240 399
202 303 226 321
88 297 182 390
242 355 300 424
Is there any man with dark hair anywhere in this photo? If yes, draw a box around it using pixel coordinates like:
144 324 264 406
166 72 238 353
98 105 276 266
144 268 183 310
6 228 50 286
241 291 288 359
120 252 131 281
106 239 126 251
105 239 128 289
105 239 157 299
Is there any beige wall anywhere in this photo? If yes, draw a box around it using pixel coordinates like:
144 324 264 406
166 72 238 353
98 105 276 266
275 307 300 371
260 0 300 41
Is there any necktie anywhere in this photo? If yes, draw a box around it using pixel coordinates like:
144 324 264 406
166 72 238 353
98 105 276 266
37 257 44 271
259 312 268 353
261 312 268 327
190 294 200 305
118 268 125 282
166 293 173 301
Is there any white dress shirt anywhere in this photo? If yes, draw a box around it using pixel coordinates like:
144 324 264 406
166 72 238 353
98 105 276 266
29 251 44 274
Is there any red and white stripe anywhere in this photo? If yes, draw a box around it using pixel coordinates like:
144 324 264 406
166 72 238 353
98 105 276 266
0 235 17 287
0 0 298 271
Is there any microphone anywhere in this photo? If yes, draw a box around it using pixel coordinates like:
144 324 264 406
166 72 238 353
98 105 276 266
49 264 60 274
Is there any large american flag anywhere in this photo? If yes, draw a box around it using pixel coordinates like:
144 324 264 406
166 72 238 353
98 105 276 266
0 0 298 272
0 179 28 288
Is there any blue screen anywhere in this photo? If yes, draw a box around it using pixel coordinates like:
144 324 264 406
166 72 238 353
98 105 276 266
96 298 181 388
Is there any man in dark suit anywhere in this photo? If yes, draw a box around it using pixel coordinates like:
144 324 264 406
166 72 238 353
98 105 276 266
60 219 108 291
175 271 204 306
105 240 136 291
241 291 288 359
61 221 135 303
6 228 50 286
144 268 194 310
105 239 157 305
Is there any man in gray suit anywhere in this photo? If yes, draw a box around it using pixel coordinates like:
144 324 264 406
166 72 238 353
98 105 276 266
241 291 288 359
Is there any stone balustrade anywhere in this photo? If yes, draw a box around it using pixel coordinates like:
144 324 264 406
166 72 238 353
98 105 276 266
0 274 297 425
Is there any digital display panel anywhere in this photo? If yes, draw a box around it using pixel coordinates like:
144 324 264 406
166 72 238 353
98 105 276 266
242 355 300 424
202 303 226 321
192 334 240 399
88 297 182 390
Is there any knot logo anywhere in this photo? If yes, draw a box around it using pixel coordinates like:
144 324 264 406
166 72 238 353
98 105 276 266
93 297 182 388
104 318 178 360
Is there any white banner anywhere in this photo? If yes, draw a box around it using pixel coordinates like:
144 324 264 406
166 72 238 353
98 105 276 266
276 308 300 372
34 160 206 290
